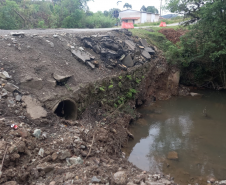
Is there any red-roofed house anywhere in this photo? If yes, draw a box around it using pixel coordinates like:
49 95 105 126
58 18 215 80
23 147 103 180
119 10 159 24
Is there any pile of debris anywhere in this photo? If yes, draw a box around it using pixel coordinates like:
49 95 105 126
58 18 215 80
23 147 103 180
158 28 188 44
71 29 156 70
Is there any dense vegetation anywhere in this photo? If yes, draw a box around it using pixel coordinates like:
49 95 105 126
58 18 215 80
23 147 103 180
165 0 226 89
0 0 117 29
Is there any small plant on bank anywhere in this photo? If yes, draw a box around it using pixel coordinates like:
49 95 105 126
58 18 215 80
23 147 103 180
142 76 145 79
136 78 141 84
119 76 123 80
127 75 132 80
99 86 105 91
118 82 122 88
114 103 118 108
108 85 113 89
127 88 137 98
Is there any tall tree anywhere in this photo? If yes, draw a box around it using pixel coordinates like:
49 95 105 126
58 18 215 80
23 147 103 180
140 5 147 12
123 3 132 9
146 6 159 14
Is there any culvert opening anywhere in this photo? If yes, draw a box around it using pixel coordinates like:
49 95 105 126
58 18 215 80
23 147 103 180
54 100 77 120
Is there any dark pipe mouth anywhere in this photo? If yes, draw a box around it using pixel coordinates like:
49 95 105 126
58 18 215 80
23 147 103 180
54 100 77 120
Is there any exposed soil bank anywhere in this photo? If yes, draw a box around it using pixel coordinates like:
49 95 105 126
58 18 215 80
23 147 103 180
0 29 186 185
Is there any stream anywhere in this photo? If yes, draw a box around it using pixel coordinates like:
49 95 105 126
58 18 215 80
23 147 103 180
124 90 226 185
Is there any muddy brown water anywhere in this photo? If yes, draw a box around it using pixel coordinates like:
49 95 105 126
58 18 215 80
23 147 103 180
124 90 226 185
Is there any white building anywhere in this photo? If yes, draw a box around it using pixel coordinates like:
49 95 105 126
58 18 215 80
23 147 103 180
119 10 159 24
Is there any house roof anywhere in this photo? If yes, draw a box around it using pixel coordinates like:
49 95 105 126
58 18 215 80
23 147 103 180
121 17 140 20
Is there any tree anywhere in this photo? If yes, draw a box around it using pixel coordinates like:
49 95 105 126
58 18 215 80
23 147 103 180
140 5 147 12
123 3 132 9
165 0 226 88
146 6 158 14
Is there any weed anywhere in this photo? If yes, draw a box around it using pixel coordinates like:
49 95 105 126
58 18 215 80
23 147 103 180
114 103 118 108
119 76 123 80
118 82 122 88
127 75 132 80
99 86 105 91
136 78 141 84
108 85 113 89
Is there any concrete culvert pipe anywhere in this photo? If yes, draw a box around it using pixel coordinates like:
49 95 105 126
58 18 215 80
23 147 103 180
53 99 77 120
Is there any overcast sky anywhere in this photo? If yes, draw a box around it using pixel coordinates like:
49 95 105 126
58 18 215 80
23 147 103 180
87 0 170 15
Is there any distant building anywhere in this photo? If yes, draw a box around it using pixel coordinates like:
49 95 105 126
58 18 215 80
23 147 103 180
119 10 159 24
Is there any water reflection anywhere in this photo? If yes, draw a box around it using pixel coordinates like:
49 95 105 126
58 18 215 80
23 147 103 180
124 90 226 185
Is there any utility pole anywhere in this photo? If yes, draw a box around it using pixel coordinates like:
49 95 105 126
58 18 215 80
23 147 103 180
160 0 162 16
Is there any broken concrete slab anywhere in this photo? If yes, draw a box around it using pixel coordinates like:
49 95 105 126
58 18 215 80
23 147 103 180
142 50 151 60
125 40 136 51
144 47 155 55
92 45 101 54
122 54 134 67
140 39 148 47
10 32 25 37
87 62 95 69
4 83 19 92
53 73 72 83
22 96 47 119
71 49 90 63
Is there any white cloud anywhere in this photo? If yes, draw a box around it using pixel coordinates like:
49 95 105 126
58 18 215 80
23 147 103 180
87 0 170 15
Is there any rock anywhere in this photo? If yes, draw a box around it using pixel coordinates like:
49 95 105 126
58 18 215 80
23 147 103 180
142 50 151 60
22 96 47 119
53 73 71 83
36 162 55 172
140 182 146 185
33 129 42 138
17 128 28 138
122 54 134 67
144 47 155 55
93 45 101 54
49 182 56 185
0 71 10 79
190 92 203 97
146 182 164 185
125 40 136 51
66 157 83 165
38 148 44 157
219 180 226 185
4 83 19 92
113 171 127 185
127 182 136 185
87 62 95 69
167 151 178 160
10 32 25 37
52 152 58 161
93 61 99 67
15 95 22 102
71 49 90 63
59 150 71 160
209 178 215 183
140 39 148 47
2 181 18 185
92 176 101 183
64 172 75 181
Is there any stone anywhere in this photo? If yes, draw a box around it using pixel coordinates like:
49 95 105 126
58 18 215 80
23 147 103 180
52 152 58 161
17 128 28 138
142 50 151 60
92 176 101 183
144 47 155 55
113 171 127 185
122 54 134 67
59 150 71 160
38 148 44 157
71 49 90 63
190 92 203 97
49 182 56 185
66 157 83 165
36 162 55 172
127 182 136 185
93 61 99 67
146 182 164 185
15 95 22 102
0 71 10 79
87 62 95 69
22 96 47 119
33 129 42 138
219 180 226 185
10 32 25 37
209 178 215 183
140 39 148 47
2 181 18 185
125 40 136 51
167 151 178 160
53 73 72 83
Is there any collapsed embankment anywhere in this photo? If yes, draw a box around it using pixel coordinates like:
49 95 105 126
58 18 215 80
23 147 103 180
0 29 183 185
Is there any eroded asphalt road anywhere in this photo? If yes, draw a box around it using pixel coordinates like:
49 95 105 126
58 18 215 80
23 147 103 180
0 23 181 36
